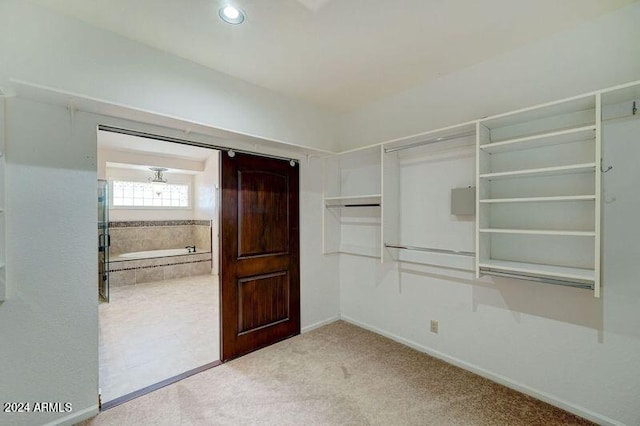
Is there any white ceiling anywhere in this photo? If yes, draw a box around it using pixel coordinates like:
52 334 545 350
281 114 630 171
33 0 635 111
98 130 215 162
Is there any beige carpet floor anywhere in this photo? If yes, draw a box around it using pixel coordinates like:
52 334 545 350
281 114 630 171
82 321 592 426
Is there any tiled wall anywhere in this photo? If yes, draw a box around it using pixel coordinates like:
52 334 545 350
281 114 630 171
106 220 213 286
109 220 211 255
109 252 212 287
194 225 212 251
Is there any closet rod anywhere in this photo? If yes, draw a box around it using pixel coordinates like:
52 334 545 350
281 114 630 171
385 243 475 257
384 130 476 153
326 203 381 208
481 269 594 290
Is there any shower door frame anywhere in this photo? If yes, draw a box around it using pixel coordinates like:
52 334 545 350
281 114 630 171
98 179 110 302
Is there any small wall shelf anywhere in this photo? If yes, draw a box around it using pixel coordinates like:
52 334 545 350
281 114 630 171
479 195 596 204
324 194 381 208
479 259 595 283
479 163 596 180
479 229 595 237
479 125 596 153
322 147 382 258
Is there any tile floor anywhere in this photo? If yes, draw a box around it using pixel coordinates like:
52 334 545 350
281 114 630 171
99 274 219 403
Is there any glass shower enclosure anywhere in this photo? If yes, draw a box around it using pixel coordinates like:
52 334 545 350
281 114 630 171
98 180 110 302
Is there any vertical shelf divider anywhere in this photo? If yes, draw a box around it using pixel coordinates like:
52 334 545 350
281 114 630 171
594 93 602 298
0 98 6 301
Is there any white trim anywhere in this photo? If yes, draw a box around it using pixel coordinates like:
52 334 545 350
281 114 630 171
41 404 99 426
339 315 624 426
10 79 335 156
10 78 640 157
301 316 340 333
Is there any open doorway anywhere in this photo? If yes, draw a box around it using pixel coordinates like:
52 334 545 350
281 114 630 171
96 128 221 407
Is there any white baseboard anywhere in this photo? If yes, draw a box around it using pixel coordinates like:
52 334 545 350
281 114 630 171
340 315 623 426
301 315 340 334
42 404 99 426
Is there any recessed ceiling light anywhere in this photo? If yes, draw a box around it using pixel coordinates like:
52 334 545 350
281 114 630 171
219 5 245 24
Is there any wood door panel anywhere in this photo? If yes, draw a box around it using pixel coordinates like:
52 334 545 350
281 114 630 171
238 170 289 258
235 256 289 277
238 271 289 334
221 152 300 361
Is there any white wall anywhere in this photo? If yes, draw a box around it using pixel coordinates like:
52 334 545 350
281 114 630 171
0 97 340 425
338 103 640 425
194 152 220 274
0 0 338 152
0 98 99 425
300 156 341 334
337 2 640 150
193 153 219 221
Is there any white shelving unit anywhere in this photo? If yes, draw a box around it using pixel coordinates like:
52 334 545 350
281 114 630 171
321 78 640 298
0 99 6 301
476 94 601 295
322 146 382 258
382 123 477 268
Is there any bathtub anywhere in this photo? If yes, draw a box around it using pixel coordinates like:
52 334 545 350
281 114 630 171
109 248 213 286
115 247 208 261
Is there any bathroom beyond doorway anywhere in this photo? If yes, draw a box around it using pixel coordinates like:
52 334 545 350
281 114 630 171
97 129 221 407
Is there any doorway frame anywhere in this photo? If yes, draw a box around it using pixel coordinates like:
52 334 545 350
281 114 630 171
96 124 301 410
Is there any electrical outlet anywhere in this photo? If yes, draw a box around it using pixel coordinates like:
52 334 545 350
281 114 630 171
430 320 438 334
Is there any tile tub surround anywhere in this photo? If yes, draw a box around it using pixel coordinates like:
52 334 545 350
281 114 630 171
109 251 212 286
107 220 212 256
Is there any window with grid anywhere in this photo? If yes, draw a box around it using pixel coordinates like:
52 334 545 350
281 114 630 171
112 180 190 207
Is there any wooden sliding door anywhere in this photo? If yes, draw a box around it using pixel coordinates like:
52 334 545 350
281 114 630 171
220 152 300 361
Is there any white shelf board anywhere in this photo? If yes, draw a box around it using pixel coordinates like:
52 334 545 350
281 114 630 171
324 194 381 206
382 122 477 153
480 95 596 130
479 195 596 204
479 163 595 181
601 81 640 106
480 125 596 153
324 194 381 201
479 259 595 282
339 244 381 258
479 228 595 236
